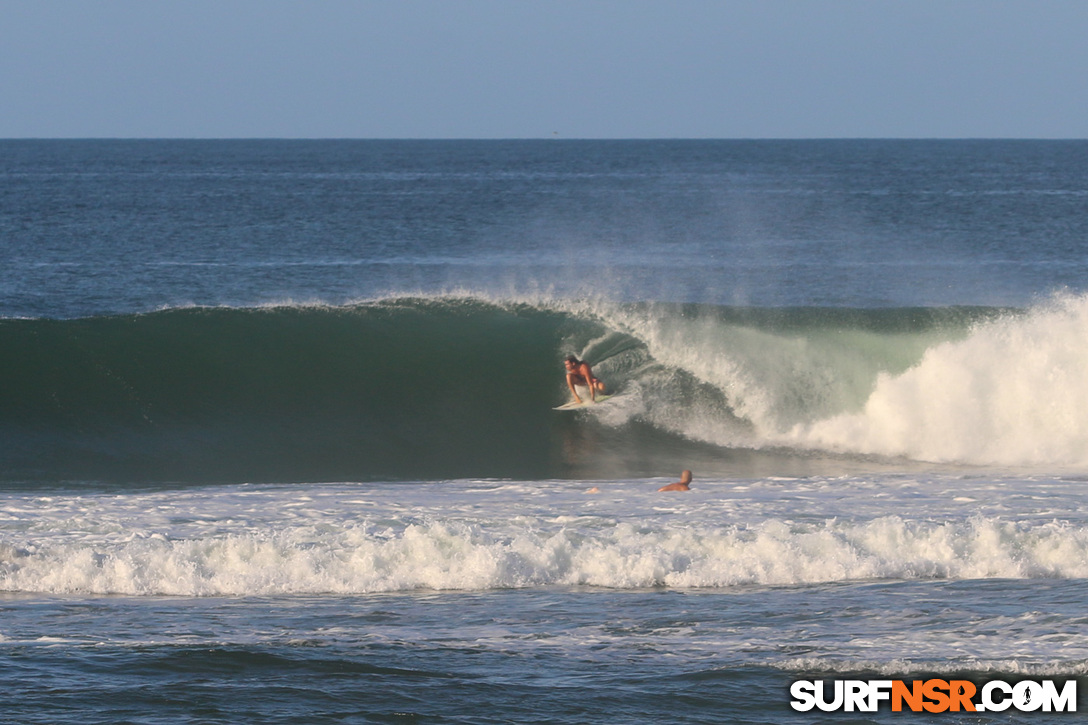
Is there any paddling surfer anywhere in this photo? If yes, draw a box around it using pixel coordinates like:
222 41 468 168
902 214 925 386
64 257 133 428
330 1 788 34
564 356 606 404
658 470 692 492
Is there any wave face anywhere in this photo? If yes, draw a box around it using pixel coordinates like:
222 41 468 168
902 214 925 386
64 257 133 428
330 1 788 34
0 299 566 482
2 294 1087 483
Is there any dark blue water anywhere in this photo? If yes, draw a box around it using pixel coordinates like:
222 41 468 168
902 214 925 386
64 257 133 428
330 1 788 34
4 140 1088 320
7 580 1081 724
3 140 1088 723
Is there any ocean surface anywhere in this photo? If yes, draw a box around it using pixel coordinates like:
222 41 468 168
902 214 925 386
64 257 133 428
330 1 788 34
2 139 1088 723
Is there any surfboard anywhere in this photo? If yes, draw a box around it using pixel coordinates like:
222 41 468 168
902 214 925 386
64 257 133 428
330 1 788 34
553 394 613 411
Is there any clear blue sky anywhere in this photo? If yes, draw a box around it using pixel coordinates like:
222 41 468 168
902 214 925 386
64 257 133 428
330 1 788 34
3 0 1087 138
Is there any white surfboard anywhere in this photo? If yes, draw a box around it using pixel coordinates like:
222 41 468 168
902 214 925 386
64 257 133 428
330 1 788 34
553 394 613 411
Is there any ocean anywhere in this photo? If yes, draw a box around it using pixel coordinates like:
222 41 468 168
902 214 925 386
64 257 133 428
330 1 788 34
2 139 1088 723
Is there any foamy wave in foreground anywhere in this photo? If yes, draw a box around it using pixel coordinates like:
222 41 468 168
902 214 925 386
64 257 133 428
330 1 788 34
4 514 1087 596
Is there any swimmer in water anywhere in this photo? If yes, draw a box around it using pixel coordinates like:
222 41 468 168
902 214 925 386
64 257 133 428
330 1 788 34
658 470 692 492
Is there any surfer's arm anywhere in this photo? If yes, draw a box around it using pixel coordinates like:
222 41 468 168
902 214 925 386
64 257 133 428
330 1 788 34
566 373 583 403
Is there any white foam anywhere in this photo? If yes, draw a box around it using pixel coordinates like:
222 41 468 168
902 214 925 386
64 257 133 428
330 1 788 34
799 294 1088 466
559 292 1088 469
5 514 1086 596
554 297 948 451
3 478 1088 596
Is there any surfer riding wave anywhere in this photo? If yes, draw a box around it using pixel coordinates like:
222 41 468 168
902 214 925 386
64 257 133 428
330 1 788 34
565 356 607 404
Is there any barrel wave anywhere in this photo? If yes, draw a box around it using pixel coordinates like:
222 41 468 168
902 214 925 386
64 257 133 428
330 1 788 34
3 293 1087 484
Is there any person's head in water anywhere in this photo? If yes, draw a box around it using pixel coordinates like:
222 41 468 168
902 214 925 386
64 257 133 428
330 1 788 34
658 470 692 492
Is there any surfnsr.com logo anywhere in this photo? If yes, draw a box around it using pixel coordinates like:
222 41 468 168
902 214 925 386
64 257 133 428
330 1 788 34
790 679 1077 713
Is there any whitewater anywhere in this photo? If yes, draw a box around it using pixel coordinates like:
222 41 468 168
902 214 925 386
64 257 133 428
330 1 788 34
561 292 1088 469
5 475 1088 597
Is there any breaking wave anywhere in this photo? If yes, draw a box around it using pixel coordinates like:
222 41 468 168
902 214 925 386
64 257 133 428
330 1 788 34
2 292 1087 482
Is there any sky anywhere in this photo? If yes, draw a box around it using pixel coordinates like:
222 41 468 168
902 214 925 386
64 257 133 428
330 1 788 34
2 0 1087 139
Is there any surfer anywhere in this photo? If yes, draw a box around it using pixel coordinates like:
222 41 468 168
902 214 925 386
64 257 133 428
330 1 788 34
658 470 692 492
564 356 607 404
